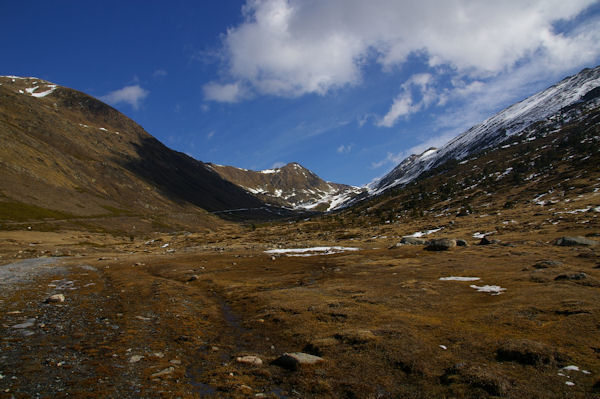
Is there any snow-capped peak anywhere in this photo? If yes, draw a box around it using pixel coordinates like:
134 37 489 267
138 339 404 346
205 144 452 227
367 65 600 195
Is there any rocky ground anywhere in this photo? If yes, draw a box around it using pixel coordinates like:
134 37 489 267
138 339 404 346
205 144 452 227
1 200 600 398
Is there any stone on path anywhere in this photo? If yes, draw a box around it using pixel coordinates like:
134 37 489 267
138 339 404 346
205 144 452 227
236 355 263 366
555 236 598 246
272 352 324 370
44 294 65 303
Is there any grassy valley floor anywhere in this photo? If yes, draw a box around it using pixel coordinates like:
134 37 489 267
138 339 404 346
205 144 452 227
1 203 600 398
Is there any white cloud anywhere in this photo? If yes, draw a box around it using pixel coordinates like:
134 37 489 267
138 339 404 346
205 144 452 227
203 81 246 103
100 85 149 109
208 0 599 103
378 73 437 127
271 161 286 168
337 143 353 154
153 69 167 77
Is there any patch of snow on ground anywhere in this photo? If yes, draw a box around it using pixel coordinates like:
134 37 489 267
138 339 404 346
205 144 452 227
28 84 57 98
406 228 442 238
473 231 496 239
265 247 359 256
469 285 506 295
439 277 481 281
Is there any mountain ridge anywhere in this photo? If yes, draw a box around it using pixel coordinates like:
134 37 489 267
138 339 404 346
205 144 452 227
208 162 364 212
0 75 292 231
366 66 600 197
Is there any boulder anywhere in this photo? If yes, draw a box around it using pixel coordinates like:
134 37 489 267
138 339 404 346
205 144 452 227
554 273 587 281
400 237 427 245
456 239 468 247
479 237 501 245
271 352 324 370
150 366 175 379
555 236 598 246
533 260 562 269
236 355 263 366
425 238 456 251
44 294 65 303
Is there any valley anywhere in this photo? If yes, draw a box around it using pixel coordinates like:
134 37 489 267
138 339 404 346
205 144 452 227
1 66 600 398
1 194 600 398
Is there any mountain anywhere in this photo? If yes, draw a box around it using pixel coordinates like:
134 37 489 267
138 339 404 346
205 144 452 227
0 76 290 232
208 162 364 212
341 72 600 223
368 66 600 196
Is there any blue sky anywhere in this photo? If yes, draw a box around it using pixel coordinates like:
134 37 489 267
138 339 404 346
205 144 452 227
3 1 600 186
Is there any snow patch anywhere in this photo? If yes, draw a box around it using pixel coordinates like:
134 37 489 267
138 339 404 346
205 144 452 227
439 277 480 281
469 284 506 295
265 247 359 256
406 228 442 238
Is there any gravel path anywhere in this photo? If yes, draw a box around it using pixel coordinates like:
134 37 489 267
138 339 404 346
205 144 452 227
0 257 67 289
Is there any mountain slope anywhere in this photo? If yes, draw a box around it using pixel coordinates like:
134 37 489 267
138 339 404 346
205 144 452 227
0 76 283 231
209 162 364 211
369 66 600 195
342 85 600 226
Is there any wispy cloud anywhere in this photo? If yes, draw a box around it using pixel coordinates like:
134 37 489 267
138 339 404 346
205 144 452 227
371 152 405 169
203 81 246 103
206 130 215 139
100 85 149 110
337 143 354 154
378 73 437 127
271 161 286 168
153 69 167 77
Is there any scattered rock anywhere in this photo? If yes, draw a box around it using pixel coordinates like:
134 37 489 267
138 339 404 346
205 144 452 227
555 236 598 246
533 260 563 269
12 319 35 329
44 294 65 303
496 339 556 366
425 239 456 251
187 275 199 282
236 355 263 366
129 355 144 363
271 352 324 370
170 359 181 365
555 273 587 281
400 237 427 245
150 366 175 379
479 237 501 245
152 352 165 358
456 239 468 247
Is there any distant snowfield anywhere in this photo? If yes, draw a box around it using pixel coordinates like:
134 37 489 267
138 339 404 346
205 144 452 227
265 246 359 256
439 276 480 281
470 284 506 295
405 227 442 238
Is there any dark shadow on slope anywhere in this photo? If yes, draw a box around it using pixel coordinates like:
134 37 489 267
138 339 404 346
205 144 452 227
122 136 299 220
